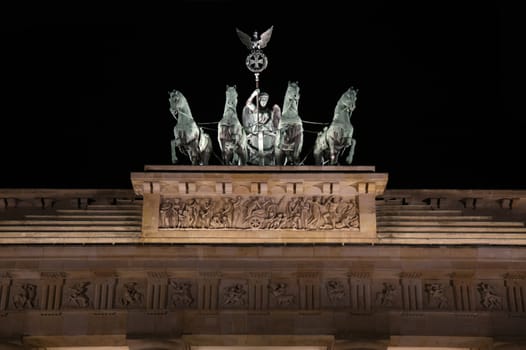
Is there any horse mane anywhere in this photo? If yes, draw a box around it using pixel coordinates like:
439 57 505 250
332 87 358 123
223 85 238 119
169 90 193 120
335 87 358 111
282 81 300 116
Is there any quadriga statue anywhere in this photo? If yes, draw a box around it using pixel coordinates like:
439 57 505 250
275 81 303 165
217 85 248 165
242 88 281 165
314 87 358 165
168 90 212 165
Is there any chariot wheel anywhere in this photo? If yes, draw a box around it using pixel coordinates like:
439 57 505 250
248 216 263 229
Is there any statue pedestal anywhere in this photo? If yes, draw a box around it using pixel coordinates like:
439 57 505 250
131 165 388 244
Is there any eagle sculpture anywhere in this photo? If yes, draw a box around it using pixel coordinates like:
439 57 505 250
236 26 274 50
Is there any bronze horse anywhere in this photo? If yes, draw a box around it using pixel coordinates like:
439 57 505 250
217 85 247 165
168 90 212 165
314 87 358 165
276 81 304 165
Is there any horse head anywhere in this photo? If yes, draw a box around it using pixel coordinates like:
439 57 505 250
337 87 359 116
168 89 192 120
225 85 238 106
223 85 237 120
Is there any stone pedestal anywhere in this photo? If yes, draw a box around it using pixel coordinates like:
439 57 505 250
131 165 388 244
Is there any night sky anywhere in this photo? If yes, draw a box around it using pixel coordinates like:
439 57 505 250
0 2 522 190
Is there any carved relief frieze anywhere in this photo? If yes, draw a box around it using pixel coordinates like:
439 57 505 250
268 281 297 308
374 282 398 309
169 280 195 309
1 269 524 317
221 282 248 307
119 281 145 308
159 195 359 230
64 281 91 308
477 282 503 310
424 282 450 310
11 282 38 310
324 280 347 305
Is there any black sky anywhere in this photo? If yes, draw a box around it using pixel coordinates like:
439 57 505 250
0 2 523 190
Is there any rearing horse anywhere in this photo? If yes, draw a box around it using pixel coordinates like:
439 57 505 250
314 87 358 165
168 89 212 165
217 85 247 165
276 81 304 165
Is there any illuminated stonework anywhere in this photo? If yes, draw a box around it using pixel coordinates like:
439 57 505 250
159 195 359 230
131 165 386 243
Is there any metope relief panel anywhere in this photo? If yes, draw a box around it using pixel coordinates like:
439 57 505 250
9 281 39 310
322 279 349 308
373 281 401 310
423 280 452 310
219 280 248 309
169 279 196 309
268 279 298 309
117 280 146 309
476 281 504 311
159 195 359 230
63 281 92 309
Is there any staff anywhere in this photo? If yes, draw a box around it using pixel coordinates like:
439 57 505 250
236 26 274 164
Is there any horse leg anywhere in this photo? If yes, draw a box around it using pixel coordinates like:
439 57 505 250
187 141 200 165
201 149 211 165
219 139 229 165
171 139 179 164
313 134 324 165
327 127 343 165
313 148 322 165
201 135 213 165
345 138 356 164
275 148 284 165
293 134 303 165
236 145 247 165
328 139 339 165
274 132 283 165
205 139 213 165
